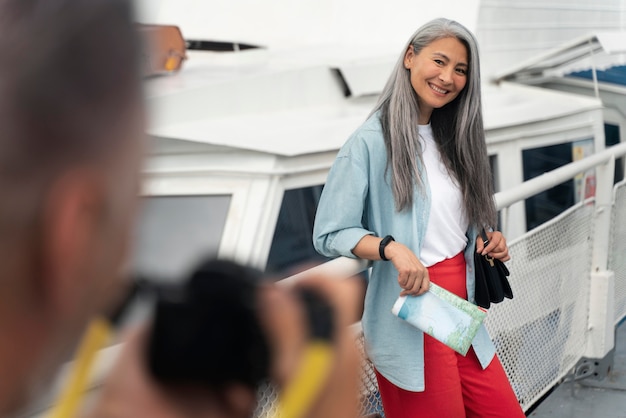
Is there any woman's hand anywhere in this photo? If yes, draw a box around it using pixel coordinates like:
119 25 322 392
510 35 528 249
385 241 430 296
351 235 429 296
476 230 510 262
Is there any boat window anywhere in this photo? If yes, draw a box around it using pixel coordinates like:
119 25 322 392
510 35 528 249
523 143 575 231
266 185 328 276
489 154 503 227
490 154 500 193
605 123 624 184
132 195 231 282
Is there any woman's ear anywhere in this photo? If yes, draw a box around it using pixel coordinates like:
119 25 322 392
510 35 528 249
404 46 415 69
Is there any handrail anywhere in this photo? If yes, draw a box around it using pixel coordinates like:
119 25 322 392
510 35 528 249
495 141 626 209
279 256 369 286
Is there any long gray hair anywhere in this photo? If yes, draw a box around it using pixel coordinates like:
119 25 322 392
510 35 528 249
370 18 497 229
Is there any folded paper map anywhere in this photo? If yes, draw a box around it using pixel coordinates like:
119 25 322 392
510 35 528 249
391 283 487 355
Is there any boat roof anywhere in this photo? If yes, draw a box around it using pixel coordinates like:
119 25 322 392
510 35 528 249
494 31 626 83
146 49 601 157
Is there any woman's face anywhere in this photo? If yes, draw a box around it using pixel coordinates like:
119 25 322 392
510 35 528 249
404 36 468 124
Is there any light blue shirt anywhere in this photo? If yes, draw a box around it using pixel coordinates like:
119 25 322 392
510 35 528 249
313 113 496 391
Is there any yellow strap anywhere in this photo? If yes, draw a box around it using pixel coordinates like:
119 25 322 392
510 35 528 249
48 317 111 418
274 341 334 418
49 320 332 418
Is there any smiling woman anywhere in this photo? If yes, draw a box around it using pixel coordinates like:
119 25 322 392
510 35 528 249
313 18 525 418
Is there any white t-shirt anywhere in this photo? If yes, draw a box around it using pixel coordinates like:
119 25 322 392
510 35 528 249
418 124 469 267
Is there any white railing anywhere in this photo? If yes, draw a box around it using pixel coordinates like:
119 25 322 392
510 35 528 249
261 142 626 416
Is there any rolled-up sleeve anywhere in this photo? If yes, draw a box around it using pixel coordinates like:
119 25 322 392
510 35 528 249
313 143 374 259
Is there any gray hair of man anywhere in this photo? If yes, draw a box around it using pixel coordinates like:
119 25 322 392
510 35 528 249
370 17 497 230
0 0 142 412
0 0 143 241
0 0 143 178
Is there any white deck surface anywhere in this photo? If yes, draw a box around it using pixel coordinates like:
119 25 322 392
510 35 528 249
530 320 626 417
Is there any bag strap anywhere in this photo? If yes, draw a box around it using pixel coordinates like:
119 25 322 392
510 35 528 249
480 228 489 246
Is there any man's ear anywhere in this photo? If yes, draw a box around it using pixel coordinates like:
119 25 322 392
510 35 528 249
39 167 104 316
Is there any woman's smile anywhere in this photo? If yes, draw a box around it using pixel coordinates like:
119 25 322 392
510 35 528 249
428 83 449 95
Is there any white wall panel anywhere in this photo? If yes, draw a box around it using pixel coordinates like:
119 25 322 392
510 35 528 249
134 0 480 50
477 0 626 78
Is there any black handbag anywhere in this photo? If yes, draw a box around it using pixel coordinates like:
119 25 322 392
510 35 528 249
473 229 513 309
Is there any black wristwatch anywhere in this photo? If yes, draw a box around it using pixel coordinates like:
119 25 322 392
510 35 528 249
379 235 395 261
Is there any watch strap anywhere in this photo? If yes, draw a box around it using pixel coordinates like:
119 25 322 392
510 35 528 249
379 235 395 261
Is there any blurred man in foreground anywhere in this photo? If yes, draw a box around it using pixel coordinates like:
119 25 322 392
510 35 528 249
0 0 361 417
0 0 143 414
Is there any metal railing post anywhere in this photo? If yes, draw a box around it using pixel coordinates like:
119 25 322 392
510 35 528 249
585 155 616 359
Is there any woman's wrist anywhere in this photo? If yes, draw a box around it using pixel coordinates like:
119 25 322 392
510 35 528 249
379 236 396 261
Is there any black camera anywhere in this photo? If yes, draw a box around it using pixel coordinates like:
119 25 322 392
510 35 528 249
145 259 334 391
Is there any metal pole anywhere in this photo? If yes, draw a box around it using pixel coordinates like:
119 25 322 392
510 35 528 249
589 39 600 99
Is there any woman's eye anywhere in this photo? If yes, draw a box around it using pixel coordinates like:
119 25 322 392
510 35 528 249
434 59 444 65
456 68 467 75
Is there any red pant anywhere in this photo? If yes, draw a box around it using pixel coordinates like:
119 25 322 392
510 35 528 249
375 253 524 418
